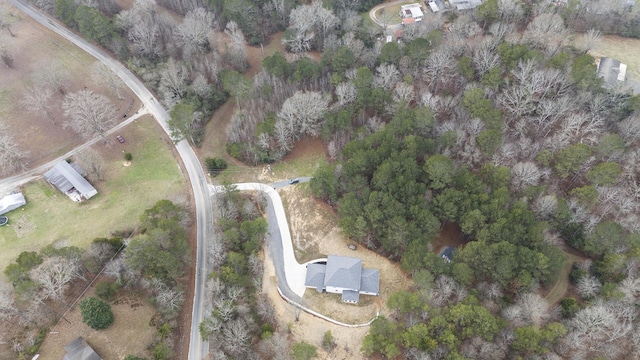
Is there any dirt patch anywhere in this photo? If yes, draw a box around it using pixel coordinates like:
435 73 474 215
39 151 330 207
37 289 156 360
431 222 465 255
8 214 36 238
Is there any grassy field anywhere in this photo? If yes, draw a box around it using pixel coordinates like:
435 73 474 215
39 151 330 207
573 34 640 81
0 117 187 273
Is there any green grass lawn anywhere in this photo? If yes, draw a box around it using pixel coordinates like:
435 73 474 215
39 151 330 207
0 117 187 273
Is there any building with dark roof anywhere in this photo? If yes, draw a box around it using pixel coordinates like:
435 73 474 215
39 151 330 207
44 161 97 201
62 337 102 360
439 246 455 263
304 255 380 304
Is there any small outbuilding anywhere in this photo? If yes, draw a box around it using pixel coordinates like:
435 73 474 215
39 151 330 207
0 192 26 215
304 255 380 304
449 0 484 10
399 3 424 21
62 337 102 360
439 246 455 263
44 161 97 201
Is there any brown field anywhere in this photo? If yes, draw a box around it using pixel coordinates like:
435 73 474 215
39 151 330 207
0 3 139 174
37 286 156 360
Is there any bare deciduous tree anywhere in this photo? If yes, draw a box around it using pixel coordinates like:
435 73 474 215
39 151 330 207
75 148 105 181
523 13 568 54
224 21 248 70
576 275 601 299
373 63 400 90
159 58 189 108
21 85 55 123
511 162 541 190
533 194 558 219
174 8 215 56
90 62 124 100
33 63 69 94
0 282 16 320
117 0 169 60
335 81 357 106
258 331 290 360
30 256 82 301
62 90 116 139
222 319 251 356
154 282 184 312
0 128 28 175
275 91 330 149
581 28 602 54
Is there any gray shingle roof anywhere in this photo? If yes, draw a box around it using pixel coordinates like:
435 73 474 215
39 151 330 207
597 57 626 89
304 263 326 292
341 290 360 303
44 161 97 199
360 268 380 295
440 247 455 262
325 255 362 291
62 337 101 360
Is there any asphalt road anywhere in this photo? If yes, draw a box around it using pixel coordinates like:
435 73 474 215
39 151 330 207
7 1 213 358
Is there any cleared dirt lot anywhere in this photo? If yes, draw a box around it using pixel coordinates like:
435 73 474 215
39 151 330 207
37 286 156 360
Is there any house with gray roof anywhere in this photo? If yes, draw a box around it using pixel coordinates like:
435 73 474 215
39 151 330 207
62 337 102 360
304 255 380 304
597 57 627 89
44 161 97 201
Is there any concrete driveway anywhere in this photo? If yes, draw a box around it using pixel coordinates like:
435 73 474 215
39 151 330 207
209 182 309 300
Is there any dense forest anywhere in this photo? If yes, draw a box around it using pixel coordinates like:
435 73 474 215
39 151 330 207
10 0 640 359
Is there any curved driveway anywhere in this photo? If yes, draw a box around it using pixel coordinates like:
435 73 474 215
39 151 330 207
209 183 308 301
369 0 406 31
7 1 213 359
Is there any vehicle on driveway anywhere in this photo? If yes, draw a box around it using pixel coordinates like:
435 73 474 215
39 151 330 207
116 135 125 143
288 178 299 184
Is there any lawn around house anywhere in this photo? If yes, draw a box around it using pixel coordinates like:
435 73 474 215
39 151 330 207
0 117 187 275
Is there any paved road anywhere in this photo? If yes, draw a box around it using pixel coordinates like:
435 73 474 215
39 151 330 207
7 1 213 359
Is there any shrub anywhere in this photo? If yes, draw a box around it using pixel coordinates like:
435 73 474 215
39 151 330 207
95 281 119 301
204 157 228 175
291 341 318 360
560 297 579 318
79 296 114 330
124 152 133 161
322 330 335 352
